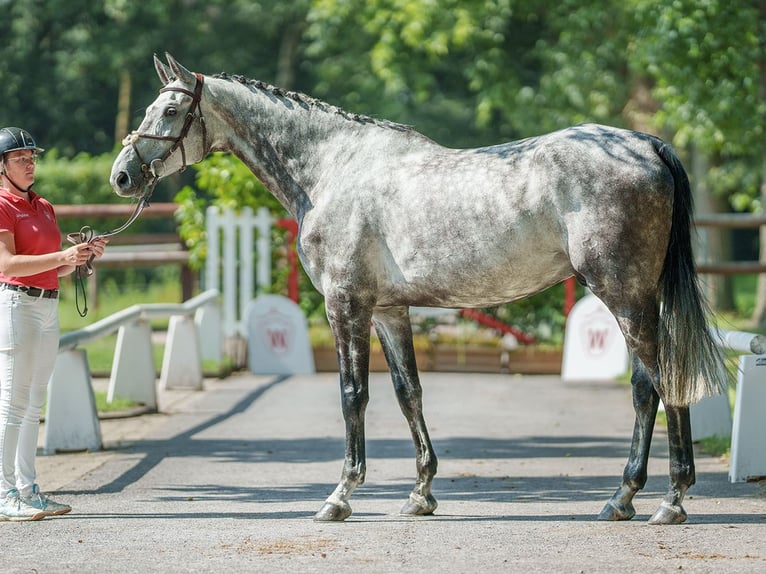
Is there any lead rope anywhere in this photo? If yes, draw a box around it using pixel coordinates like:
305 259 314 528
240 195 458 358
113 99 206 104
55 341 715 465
66 196 152 317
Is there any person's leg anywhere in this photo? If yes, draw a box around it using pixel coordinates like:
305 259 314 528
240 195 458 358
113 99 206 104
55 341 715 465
16 298 58 497
0 291 48 521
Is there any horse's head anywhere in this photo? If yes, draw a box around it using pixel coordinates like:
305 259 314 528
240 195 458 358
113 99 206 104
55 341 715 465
110 53 208 199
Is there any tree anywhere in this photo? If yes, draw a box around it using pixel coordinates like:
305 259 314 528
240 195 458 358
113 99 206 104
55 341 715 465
631 0 766 321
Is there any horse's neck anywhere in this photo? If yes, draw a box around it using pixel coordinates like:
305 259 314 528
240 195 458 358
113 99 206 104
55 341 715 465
207 80 376 220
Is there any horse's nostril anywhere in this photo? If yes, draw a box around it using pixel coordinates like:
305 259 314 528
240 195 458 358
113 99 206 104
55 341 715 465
116 171 130 189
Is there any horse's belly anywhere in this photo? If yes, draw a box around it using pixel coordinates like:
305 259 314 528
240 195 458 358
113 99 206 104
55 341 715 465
378 251 572 308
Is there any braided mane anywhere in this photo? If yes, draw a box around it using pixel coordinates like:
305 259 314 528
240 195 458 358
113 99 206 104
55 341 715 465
211 72 412 132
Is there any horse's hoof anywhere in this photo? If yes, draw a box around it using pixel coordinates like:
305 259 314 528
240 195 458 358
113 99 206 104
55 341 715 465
314 501 352 522
597 500 635 521
400 493 438 516
648 502 687 525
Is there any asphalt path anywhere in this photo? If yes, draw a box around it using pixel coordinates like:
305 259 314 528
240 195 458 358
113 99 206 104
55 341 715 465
5 371 763 573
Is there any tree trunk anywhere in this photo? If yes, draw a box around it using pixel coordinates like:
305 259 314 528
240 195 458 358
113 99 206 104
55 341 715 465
691 147 734 311
276 22 304 90
114 69 132 146
750 155 766 327
749 33 766 328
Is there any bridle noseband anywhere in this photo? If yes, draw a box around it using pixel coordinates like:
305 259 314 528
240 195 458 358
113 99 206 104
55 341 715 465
122 72 207 195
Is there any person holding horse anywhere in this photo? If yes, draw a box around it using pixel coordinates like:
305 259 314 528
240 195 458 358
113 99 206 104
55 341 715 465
0 127 108 521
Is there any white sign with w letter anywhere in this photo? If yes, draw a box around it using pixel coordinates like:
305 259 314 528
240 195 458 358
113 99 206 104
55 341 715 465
245 294 316 375
561 293 629 382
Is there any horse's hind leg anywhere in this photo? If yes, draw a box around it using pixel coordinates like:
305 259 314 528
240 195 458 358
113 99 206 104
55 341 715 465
372 306 438 516
599 355 660 521
648 402 694 524
598 300 693 525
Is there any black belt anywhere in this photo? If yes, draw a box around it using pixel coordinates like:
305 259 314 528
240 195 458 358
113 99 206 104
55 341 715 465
1 283 59 299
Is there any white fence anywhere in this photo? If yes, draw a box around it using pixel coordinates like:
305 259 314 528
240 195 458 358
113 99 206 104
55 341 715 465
205 206 274 339
43 289 221 454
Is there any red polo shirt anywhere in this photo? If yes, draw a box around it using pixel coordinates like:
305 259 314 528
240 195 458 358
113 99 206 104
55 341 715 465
0 187 61 290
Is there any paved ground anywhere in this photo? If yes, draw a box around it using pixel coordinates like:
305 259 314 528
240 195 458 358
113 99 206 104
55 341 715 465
5 371 764 573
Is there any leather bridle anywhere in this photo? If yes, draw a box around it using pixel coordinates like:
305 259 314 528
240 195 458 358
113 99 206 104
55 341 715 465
121 72 207 197
67 72 207 317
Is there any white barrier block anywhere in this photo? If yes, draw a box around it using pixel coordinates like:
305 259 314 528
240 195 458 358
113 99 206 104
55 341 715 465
561 294 629 381
690 392 732 441
109 319 157 409
43 349 101 454
729 354 766 482
160 315 204 390
245 294 315 375
195 301 222 362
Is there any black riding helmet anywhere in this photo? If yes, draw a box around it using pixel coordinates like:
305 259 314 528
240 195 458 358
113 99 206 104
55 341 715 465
0 127 44 157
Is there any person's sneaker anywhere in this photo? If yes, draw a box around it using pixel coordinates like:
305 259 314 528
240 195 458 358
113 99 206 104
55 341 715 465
0 489 47 522
23 484 71 517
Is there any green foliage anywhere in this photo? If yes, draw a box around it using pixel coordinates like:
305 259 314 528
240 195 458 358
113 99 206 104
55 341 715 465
484 281 584 345
632 0 763 156
174 153 325 320
34 151 117 205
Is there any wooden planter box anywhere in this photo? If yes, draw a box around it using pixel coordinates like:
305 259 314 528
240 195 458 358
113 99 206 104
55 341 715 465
313 345 562 375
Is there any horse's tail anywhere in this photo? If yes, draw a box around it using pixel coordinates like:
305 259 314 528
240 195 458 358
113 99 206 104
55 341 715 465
654 139 728 406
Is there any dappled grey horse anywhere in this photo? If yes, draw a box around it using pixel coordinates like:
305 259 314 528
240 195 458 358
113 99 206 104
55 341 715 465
110 54 726 525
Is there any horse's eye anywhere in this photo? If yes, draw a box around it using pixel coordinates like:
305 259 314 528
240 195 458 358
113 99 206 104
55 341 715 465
166 107 177 117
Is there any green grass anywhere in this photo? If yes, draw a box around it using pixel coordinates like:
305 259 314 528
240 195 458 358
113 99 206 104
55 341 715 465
94 390 141 413
58 276 181 332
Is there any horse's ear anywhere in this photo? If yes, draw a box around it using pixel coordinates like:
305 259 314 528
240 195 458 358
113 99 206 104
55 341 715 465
165 53 197 85
154 53 172 86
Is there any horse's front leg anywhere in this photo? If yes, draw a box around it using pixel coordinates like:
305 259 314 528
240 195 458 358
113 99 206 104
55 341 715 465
599 357 659 521
314 292 373 522
372 306 438 516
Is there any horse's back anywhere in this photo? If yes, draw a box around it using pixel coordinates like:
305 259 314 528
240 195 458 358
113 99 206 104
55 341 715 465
304 123 674 309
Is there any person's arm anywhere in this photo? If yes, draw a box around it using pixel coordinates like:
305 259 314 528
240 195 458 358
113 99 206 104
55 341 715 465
0 231 102 277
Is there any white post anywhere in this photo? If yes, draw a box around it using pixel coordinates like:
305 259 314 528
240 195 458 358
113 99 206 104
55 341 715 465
238 207 255 337
222 208 238 338
108 319 157 409
205 205 220 294
255 207 272 295
195 301 222 363
729 354 766 482
160 315 204 390
43 349 102 454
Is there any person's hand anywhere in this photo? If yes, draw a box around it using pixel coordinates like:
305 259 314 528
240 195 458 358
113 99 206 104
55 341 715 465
62 243 95 266
88 237 109 260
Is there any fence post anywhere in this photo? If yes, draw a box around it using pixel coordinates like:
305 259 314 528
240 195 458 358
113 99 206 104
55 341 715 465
43 349 102 454
160 314 203 390
108 318 157 409
729 354 766 482
196 300 222 363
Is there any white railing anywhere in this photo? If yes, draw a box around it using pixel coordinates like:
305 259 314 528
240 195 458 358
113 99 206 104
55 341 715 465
699 327 766 482
43 289 222 454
